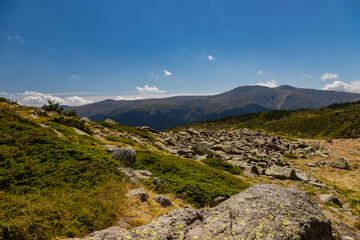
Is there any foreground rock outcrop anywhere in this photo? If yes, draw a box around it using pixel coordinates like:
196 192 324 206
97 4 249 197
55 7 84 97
74 184 337 240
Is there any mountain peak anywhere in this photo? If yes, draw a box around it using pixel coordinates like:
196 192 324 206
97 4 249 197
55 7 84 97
276 85 296 90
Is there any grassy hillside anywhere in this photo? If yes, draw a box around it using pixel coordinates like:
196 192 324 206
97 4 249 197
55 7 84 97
133 151 249 208
0 103 126 239
177 101 360 139
0 102 250 240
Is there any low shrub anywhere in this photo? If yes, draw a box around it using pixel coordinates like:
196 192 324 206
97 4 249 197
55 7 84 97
103 135 136 146
133 150 250 207
52 116 93 135
0 105 126 239
283 153 299 159
96 121 157 142
201 158 243 175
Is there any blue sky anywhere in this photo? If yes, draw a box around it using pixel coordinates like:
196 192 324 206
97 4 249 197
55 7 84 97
1 0 360 105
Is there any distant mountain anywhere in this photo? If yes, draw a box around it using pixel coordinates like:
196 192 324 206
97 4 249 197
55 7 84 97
73 85 360 130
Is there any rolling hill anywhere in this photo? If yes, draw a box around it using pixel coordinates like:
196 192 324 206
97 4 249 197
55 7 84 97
73 85 360 130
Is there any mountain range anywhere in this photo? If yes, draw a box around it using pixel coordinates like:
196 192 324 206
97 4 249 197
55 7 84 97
73 85 360 130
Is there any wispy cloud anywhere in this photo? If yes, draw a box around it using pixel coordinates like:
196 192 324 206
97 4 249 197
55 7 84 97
255 79 277 88
1 31 25 44
322 80 360 93
116 96 144 100
257 70 265 75
302 74 313 79
136 85 166 94
69 75 80 80
150 72 159 78
163 69 172 76
320 73 339 81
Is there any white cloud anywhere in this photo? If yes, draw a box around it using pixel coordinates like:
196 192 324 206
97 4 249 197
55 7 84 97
0 91 9 96
1 32 25 44
19 91 93 106
116 96 144 100
207 55 215 61
163 69 172 76
69 75 80 80
257 70 265 75
136 85 166 94
322 80 360 93
320 73 339 81
302 74 313 79
255 79 278 88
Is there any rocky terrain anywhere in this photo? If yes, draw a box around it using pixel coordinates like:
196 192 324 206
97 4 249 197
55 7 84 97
71 184 337 240
83 120 360 239
1 100 359 239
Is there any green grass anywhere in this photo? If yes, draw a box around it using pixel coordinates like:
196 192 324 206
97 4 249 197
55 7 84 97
133 150 250 208
103 135 137 146
201 158 244 175
0 104 127 240
52 116 93 135
95 121 157 142
103 135 148 149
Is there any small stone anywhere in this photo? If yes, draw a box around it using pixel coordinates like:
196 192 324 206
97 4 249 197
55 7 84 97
333 157 350 169
153 194 172 207
134 170 152 180
319 194 342 207
153 177 165 185
126 188 148 202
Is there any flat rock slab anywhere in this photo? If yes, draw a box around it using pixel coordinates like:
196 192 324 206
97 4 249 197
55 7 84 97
72 127 89 136
76 184 337 240
265 165 296 180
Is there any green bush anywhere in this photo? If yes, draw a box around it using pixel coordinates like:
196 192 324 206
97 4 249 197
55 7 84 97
103 135 136 146
133 150 250 207
63 108 78 117
0 97 18 105
42 100 64 114
201 158 243 175
52 116 93 135
283 153 299 159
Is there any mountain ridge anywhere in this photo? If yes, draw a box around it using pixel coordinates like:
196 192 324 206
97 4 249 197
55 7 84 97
73 85 360 130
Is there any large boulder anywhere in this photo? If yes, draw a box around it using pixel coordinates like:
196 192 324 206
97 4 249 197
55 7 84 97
109 147 136 167
191 144 215 158
333 157 350 169
76 184 337 240
105 118 119 125
265 165 296 180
